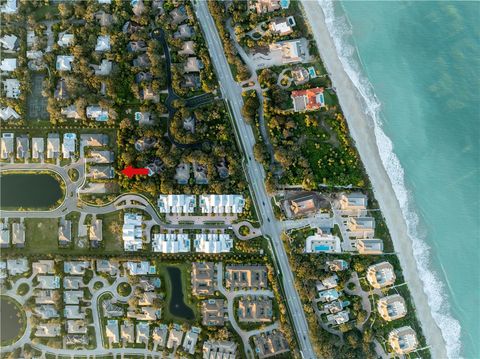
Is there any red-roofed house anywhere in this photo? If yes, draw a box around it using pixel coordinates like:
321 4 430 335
291 87 325 112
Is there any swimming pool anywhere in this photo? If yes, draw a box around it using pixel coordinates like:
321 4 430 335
314 245 331 252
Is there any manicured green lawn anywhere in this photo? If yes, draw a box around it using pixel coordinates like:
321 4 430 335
24 218 59 252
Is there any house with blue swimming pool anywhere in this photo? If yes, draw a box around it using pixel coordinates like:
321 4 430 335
305 229 341 253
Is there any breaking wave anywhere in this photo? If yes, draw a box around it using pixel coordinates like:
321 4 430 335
316 0 462 357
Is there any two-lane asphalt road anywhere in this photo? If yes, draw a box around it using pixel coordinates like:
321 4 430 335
195 2 316 358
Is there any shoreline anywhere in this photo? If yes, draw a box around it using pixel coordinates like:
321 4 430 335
300 1 448 358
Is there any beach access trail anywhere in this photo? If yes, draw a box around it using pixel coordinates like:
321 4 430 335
300 1 447 358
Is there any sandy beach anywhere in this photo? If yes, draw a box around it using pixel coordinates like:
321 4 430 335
300 1 448 357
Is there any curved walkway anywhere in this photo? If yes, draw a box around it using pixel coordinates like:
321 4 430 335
344 272 372 330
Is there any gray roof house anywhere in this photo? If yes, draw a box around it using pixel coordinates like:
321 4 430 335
16 136 30 159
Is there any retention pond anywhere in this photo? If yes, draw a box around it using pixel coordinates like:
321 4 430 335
166 266 195 320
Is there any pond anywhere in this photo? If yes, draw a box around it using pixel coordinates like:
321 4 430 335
167 266 195 320
0 172 63 209
0 296 25 344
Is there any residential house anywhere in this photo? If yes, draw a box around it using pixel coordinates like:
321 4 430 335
388 326 418 355
170 6 188 24
152 325 168 348
194 233 233 253
2 79 20 98
288 193 320 217
326 260 349 272
63 276 83 290
356 238 384 254
291 87 325 112
91 59 113 76
0 58 17 72
175 163 190 184
105 320 119 345
183 327 201 355
61 105 81 119
57 32 74 47
87 165 114 179
253 0 281 14
89 150 113 164
179 40 195 55
65 306 85 319
139 85 159 102
377 294 407 321
47 134 60 159
64 290 84 305
1 0 18 14
316 274 338 291
158 194 196 214
62 133 76 159
124 261 153 276
202 299 226 326
58 220 72 246
238 297 273 322
35 323 61 337
103 299 124 318
346 217 375 239
133 53 150 68
31 138 44 159
96 259 119 276
182 73 201 89
184 57 203 73
16 136 30 160
191 262 216 296
0 133 14 159
89 219 103 247
269 16 296 36
199 194 245 214
0 107 20 120
6 258 29 275
86 105 109 121
35 305 59 319
127 40 147 52
152 233 190 253
95 35 111 52
327 311 349 325
0 34 19 51
56 55 74 71
225 265 268 290
136 322 150 345
35 290 57 305
203 341 238 359
0 222 9 248
339 192 368 212
318 289 340 303
11 221 25 247
167 326 184 349
38 275 61 290
32 260 55 274
64 261 89 275
121 321 135 344
366 262 396 288
80 133 108 147
252 330 290 358
174 24 193 39
291 66 309 85
122 213 143 251
135 71 153 83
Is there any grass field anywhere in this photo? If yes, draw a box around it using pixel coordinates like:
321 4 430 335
98 210 124 253
24 218 59 252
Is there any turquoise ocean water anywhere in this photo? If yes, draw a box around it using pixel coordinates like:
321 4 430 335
318 1 479 358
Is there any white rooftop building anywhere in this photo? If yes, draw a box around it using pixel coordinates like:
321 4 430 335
152 233 190 253
106 319 119 344
86 105 109 121
199 194 245 214
95 35 111 52
2 79 20 98
57 33 74 47
194 233 233 253
203 340 238 359
6 258 29 275
183 327 201 355
0 58 17 72
305 228 342 254
158 194 196 214
122 213 143 251
0 0 17 14
124 261 154 276
0 34 18 51
0 107 20 120
56 55 74 71
62 133 76 159
1 133 14 159
47 134 60 159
